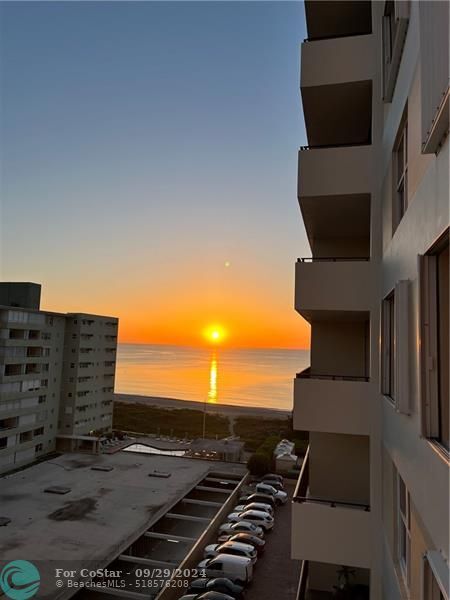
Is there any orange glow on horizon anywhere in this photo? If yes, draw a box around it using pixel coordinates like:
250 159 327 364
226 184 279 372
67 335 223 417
40 261 312 350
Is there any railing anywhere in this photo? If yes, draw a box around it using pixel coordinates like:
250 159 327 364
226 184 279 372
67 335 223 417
296 368 369 383
300 141 371 151
293 445 310 499
297 257 370 263
296 560 309 600
293 445 370 511
303 30 372 43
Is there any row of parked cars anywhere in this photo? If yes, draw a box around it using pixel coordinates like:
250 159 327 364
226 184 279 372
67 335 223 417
178 473 287 600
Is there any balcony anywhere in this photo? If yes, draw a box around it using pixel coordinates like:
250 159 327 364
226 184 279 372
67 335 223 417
295 258 372 320
294 369 369 436
301 34 374 90
298 145 372 200
300 33 373 149
296 560 370 600
292 449 371 569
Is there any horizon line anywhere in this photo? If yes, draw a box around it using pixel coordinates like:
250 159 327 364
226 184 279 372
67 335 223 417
117 340 310 352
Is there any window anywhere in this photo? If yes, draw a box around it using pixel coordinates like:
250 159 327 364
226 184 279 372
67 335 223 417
382 291 395 399
420 231 450 451
423 551 449 600
0 437 7 449
382 282 410 412
19 431 33 443
35 443 43 452
382 0 410 102
33 427 44 437
397 474 411 587
393 107 408 232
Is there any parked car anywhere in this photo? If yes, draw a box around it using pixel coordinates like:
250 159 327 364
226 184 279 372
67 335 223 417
188 577 245 599
232 502 274 516
259 479 285 492
179 592 236 600
255 483 287 505
218 520 264 538
203 541 257 563
226 510 274 532
238 493 276 509
217 533 266 555
197 554 253 585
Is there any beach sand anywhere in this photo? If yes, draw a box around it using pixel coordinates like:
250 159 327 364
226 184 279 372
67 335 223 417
115 393 290 420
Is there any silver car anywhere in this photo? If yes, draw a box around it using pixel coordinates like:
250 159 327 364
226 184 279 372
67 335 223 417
203 541 258 563
226 509 274 531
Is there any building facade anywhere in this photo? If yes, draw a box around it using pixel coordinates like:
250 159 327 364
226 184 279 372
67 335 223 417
292 2 449 599
0 283 118 474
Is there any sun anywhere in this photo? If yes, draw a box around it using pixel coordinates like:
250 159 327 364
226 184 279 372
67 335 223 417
203 325 227 345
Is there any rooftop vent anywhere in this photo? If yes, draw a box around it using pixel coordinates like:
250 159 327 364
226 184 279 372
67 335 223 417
148 470 171 478
90 466 114 472
44 486 71 495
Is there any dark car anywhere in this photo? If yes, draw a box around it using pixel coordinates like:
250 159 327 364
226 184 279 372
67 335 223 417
261 473 283 484
179 593 236 600
188 577 245 599
239 493 276 509
259 479 285 492
217 533 266 555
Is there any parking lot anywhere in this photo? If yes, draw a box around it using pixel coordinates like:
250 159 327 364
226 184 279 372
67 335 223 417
245 479 300 600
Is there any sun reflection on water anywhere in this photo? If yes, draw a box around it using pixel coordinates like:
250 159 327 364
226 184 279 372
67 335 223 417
208 351 218 403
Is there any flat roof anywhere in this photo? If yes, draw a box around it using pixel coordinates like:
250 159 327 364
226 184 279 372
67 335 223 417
0 305 118 320
0 451 245 598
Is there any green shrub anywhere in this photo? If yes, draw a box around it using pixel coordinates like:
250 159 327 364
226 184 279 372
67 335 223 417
247 453 271 476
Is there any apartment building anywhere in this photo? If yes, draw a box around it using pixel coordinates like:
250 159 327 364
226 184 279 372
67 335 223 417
0 282 118 475
59 314 117 435
292 2 449 599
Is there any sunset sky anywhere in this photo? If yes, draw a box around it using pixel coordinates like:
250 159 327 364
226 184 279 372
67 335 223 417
0 1 310 349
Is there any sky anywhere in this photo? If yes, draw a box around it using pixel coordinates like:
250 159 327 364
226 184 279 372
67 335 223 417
0 1 311 349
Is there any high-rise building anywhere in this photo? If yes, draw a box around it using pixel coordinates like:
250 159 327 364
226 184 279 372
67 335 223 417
0 283 118 474
292 2 449 599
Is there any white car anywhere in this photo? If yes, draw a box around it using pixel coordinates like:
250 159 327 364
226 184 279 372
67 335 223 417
197 554 253 585
227 510 274 532
233 502 274 516
203 541 257 563
256 482 288 504
219 520 264 538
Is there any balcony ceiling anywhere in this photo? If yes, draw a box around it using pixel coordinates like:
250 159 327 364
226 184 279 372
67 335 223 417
300 193 370 243
304 1 372 41
301 81 372 148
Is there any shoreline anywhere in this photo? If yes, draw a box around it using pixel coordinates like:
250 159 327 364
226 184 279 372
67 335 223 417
114 393 291 420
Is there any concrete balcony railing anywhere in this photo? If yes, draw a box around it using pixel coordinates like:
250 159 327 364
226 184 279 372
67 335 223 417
298 144 372 200
295 258 372 318
294 368 370 436
292 448 371 569
301 33 374 90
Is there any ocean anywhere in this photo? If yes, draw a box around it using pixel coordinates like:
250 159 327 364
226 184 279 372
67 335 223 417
115 344 310 411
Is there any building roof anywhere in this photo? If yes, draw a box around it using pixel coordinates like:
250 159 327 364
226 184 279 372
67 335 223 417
0 451 244 599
